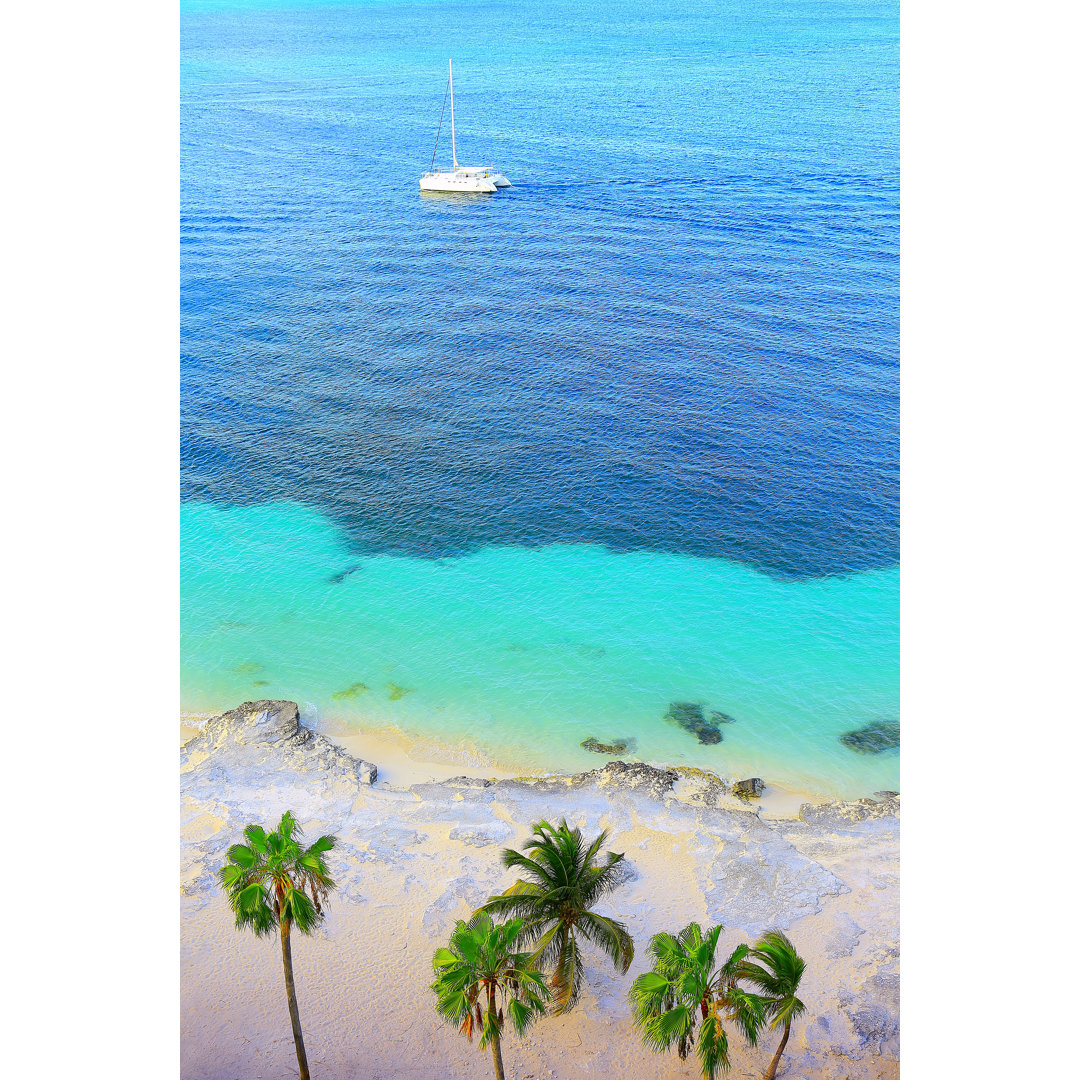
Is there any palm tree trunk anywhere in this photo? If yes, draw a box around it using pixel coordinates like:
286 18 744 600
763 1019 791 1080
280 918 311 1080
486 985 505 1080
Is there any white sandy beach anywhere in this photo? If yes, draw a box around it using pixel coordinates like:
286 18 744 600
181 702 898 1080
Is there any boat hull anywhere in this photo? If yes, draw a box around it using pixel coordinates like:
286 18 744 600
419 171 497 193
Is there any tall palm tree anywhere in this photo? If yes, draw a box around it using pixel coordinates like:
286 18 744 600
218 810 337 1080
737 930 807 1080
477 818 634 1014
431 911 549 1080
630 922 764 1079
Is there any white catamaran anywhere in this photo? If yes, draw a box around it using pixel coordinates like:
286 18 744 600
419 60 511 194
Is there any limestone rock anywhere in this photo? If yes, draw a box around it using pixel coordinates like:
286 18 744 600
732 777 765 798
448 823 513 848
671 768 732 809
180 700 381 821
703 836 847 934
492 760 679 802
200 699 305 747
822 912 866 960
845 1001 900 1055
799 792 900 827
593 760 679 798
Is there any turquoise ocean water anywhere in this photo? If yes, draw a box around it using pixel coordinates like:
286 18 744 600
181 0 899 796
181 501 898 795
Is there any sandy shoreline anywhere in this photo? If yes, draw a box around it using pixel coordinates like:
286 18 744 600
180 712 868 818
181 702 898 1079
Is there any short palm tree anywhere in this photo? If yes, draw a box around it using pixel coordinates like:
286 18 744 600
431 911 549 1080
737 930 807 1080
477 818 634 1014
218 811 337 1080
630 922 764 1079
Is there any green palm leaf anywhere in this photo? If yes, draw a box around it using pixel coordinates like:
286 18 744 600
477 819 634 1015
431 912 550 1072
217 811 338 1080
632 922 765 1080
736 930 808 1080
577 910 635 973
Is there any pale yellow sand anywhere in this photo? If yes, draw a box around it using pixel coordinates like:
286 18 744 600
181 715 899 1080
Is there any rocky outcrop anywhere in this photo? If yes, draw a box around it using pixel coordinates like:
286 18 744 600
448 823 513 848
181 699 899 1079
591 760 680 797
181 700 378 801
732 777 765 798
451 760 682 803
701 832 848 934
799 791 900 827
197 698 312 747
670 767 732 808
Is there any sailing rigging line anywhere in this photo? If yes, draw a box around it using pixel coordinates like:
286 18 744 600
429 73 451 172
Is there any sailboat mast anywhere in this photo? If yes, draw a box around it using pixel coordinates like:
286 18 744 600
449 59 457 168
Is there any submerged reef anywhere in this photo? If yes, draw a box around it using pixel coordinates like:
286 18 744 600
840 721 900 755
663 701 724 744
332 682 370 701
328 564 364 584
580 736 634 755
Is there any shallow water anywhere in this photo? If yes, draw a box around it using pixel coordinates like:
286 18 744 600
181 0 899 795
182 502 898 795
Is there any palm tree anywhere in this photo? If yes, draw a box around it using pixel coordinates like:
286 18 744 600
431 911 549 1080
218 810 337 1080
737 930 807 1080
630 922 764 1079
477 818 634 1014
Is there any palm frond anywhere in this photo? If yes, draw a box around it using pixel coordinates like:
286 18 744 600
277 810 299 842
697 1014 731 1079
226 842 258 869
302 834 337 860
242 825 267 852
633 923 770 1077
737 930 806 1039
676 922 706 951
490 818 638 1014
548 931 585 1015
281 885 319 933
723 987 763 1046
653 1003 693 1052
630 970 673 1024
577 911 634 973
579 825 611 873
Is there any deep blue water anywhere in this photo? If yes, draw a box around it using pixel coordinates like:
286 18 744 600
181 0 899 792
181 0 898 580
